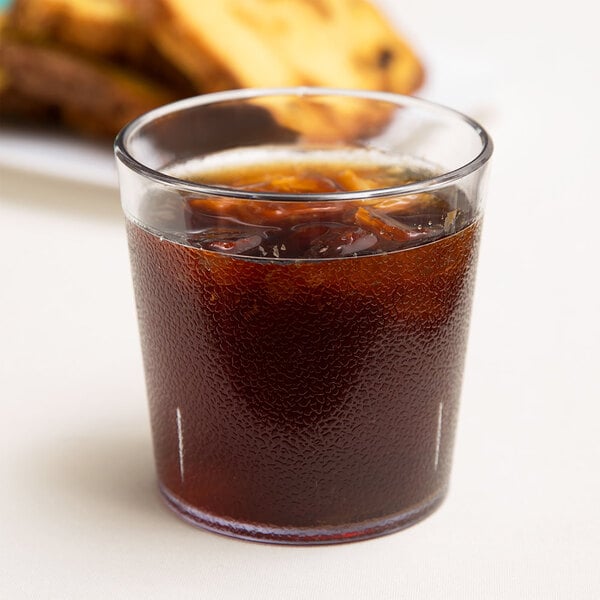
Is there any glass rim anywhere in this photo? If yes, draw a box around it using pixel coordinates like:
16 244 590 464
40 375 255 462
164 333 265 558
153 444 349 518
114 87 493 202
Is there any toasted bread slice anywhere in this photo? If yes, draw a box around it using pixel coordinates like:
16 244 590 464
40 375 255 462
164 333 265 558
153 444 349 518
6 0 148 61
130 0 423 93
0 68 59 125
5 0 195 93
0 36 175 137
127 0 423 139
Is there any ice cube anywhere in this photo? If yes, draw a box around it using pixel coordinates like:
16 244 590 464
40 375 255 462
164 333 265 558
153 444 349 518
189 197 345 228
443 209 458 234
188 228 266 256
372 193 450 218
206 235 264 255
248 174 340 193
290 223 379 258
337 169 381 191
355 207 443 247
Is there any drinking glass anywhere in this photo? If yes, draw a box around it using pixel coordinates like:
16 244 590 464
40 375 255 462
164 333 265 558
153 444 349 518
115 88 493 544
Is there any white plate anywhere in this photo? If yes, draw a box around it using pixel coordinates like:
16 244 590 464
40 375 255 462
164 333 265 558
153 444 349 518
0 49 495 190
0 123 117 188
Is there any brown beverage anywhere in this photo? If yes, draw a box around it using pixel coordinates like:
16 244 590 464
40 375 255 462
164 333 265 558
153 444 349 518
126 148 481 543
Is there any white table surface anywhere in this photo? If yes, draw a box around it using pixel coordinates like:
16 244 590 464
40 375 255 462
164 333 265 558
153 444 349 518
1 1 599 598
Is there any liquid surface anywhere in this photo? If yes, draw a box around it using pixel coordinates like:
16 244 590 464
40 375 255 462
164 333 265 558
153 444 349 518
127 150 481 541
141 148 475 260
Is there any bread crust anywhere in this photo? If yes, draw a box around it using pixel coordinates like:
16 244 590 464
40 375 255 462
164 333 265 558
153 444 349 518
0 36 175 136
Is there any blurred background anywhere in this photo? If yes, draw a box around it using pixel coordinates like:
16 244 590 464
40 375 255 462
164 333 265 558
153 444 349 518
1 0 599 598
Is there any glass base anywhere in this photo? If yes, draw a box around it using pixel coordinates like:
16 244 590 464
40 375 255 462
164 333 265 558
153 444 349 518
159 484 447 545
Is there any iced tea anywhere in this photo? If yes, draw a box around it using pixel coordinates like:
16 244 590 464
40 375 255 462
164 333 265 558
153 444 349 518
126 148 481 542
